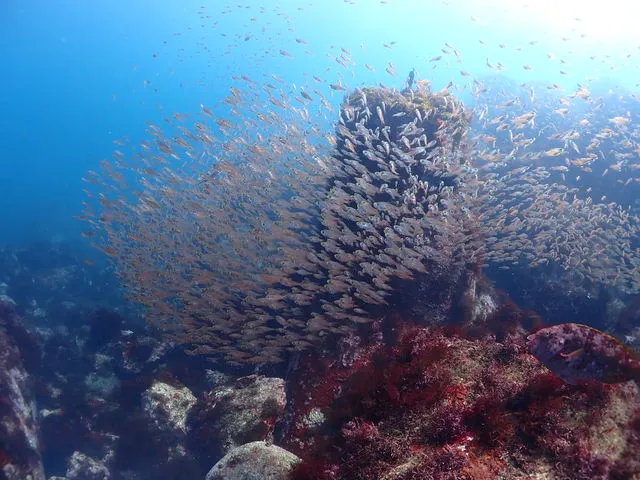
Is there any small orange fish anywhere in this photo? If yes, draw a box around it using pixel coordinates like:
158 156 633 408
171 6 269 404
527 323 640 385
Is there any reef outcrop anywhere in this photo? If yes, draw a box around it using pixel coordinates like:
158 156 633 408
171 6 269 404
281 320 640 480
0 303 45 480
86 82 485 366
205 441 300 480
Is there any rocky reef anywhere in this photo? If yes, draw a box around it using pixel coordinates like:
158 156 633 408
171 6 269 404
0 243 638 479
0 286 296 480
281 319 640 480
0 303 45 480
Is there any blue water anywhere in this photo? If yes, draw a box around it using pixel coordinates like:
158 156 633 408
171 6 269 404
2 0 209 245
2 0 639 245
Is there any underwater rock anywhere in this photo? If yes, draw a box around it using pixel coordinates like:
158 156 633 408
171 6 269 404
300 407 327 433
282 321 640 480
528 322 640 385
18 295 214 478
0 241 128 326
628 326 640 352
204 369 232 389
87 309 123 350
464 277 498 325
140 379 199 467
0 293 16 307
0 305 45 480
142 380 197 460
84 371 120 397
188 375 286 462
65 451 110 480
119 332 169 375
204 441 300 480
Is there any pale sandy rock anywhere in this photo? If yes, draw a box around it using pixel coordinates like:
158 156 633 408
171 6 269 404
205 441 300 480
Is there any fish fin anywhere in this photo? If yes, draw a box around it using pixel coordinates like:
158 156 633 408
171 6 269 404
558 348 583 360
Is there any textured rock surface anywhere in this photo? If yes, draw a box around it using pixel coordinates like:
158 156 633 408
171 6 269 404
65 451 110 480
0 304 45 480
205 441 300 480
282 321 640 480
142 381 197 436
141 380 197 461
188 374 287 462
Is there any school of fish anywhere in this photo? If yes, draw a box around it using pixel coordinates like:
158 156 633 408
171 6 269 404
80 2 640 364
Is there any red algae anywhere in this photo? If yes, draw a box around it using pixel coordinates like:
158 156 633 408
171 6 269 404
283 321 640 480
0 449 10 468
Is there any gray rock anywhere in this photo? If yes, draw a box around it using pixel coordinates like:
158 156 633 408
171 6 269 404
472 293 497 323
0 293 16 306
0 307 45 480
84 371 120 397
141 380 197 460
65 451 110 480
203 375 286 453
205 369 231 388
142 381 197 436
300 407 326 432
205 441 300 480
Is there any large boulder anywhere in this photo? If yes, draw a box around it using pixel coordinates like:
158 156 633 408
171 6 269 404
205 441 300 480
188 375 286 464
142 380 197 460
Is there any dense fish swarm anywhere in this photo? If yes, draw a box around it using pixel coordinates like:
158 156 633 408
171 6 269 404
319 86 481 322
84 78 640 365
470 81 640 294
479 168 639 292
83 82 482 364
